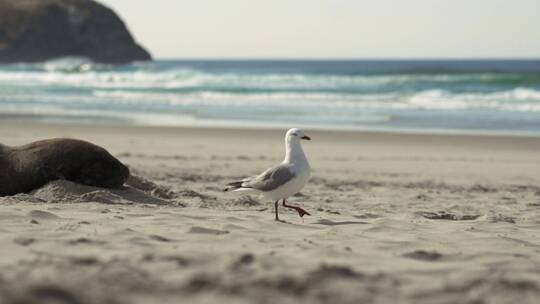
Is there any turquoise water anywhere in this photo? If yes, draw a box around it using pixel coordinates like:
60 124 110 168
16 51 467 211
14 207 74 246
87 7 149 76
1 58 540 135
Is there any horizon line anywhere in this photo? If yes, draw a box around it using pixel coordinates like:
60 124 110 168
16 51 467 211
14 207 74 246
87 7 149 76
153 57 540 61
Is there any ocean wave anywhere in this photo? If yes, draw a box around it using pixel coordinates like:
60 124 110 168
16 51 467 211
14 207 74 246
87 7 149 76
1 63 539 91
89 88 540 111
407 88 540 111
4 84 539 113
91 90 399 106
1 60 540 133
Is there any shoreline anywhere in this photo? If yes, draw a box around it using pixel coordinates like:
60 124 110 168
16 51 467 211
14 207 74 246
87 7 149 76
2 118 540 141
2 119 540 187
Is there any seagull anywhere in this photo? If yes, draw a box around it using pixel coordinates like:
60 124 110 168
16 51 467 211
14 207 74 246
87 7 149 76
225 128 312 221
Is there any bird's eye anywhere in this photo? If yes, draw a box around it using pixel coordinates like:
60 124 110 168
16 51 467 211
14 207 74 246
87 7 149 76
292 133 298 136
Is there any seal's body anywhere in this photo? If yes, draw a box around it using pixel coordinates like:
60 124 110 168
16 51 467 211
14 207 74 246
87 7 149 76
0 139 129 196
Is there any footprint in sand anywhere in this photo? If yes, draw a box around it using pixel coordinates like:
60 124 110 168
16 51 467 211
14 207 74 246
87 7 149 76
223 224 247 230
149 235 173 242
13 237 36 246
315 219 369 226
403 250 443 261
229 253 255 270
24 285 81 304
67 238 107 245
27 210 60 220
189 226 229 235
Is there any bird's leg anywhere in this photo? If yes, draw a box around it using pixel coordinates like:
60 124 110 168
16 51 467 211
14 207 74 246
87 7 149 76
282 199 311 218
274 200 279 221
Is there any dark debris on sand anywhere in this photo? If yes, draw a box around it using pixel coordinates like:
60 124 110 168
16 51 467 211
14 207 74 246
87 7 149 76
416 211 481 221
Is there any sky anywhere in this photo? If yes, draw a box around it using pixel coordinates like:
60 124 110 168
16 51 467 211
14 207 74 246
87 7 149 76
101 0 540 59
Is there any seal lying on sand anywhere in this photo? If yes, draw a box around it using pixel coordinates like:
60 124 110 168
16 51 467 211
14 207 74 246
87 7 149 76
0 138 129 196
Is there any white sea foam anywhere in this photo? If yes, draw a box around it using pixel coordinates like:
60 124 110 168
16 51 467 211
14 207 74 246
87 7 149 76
1 67 531 91
89 88 540 112
4 83 540 113
406 88 540 111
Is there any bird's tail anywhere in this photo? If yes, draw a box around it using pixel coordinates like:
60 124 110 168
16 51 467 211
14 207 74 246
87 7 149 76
223 181 243 192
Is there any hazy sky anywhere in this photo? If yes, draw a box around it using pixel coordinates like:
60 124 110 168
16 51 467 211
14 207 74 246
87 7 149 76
101 0 540 59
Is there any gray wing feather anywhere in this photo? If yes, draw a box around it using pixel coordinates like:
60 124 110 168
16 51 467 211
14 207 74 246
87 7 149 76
242 164 295 191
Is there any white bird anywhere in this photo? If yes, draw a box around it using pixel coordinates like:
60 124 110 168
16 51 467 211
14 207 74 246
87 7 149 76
225 128 312 221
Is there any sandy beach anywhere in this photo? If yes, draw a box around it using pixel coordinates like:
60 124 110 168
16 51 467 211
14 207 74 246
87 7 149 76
1 121 540 304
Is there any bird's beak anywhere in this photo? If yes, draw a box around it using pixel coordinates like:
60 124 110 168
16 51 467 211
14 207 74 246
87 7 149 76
301 135 311 140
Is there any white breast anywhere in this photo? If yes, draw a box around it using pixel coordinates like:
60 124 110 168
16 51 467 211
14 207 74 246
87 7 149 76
262 162 310 201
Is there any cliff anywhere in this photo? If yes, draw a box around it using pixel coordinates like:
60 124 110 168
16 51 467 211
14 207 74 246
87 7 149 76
0 0 151 64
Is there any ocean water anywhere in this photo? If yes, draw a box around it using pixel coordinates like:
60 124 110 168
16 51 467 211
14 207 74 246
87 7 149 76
1 58 540 135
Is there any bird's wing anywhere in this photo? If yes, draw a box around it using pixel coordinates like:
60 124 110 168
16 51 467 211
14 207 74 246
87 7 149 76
241 164 296 191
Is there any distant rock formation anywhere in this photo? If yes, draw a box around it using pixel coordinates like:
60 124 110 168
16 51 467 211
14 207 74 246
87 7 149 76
0 0 151 64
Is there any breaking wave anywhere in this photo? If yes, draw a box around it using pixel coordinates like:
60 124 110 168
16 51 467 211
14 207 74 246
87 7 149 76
1 58 540 133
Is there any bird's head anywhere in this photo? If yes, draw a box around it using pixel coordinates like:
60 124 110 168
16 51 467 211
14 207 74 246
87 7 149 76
286 128 311 143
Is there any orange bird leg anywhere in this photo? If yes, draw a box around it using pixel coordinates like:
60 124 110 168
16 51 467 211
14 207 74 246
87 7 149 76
282 199 310 218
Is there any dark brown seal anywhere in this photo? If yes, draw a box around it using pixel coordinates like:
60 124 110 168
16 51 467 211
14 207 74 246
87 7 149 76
0 138 129 196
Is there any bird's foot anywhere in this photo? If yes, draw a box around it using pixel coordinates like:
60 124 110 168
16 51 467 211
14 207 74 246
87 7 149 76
293 207 310 218
282 200 311 218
